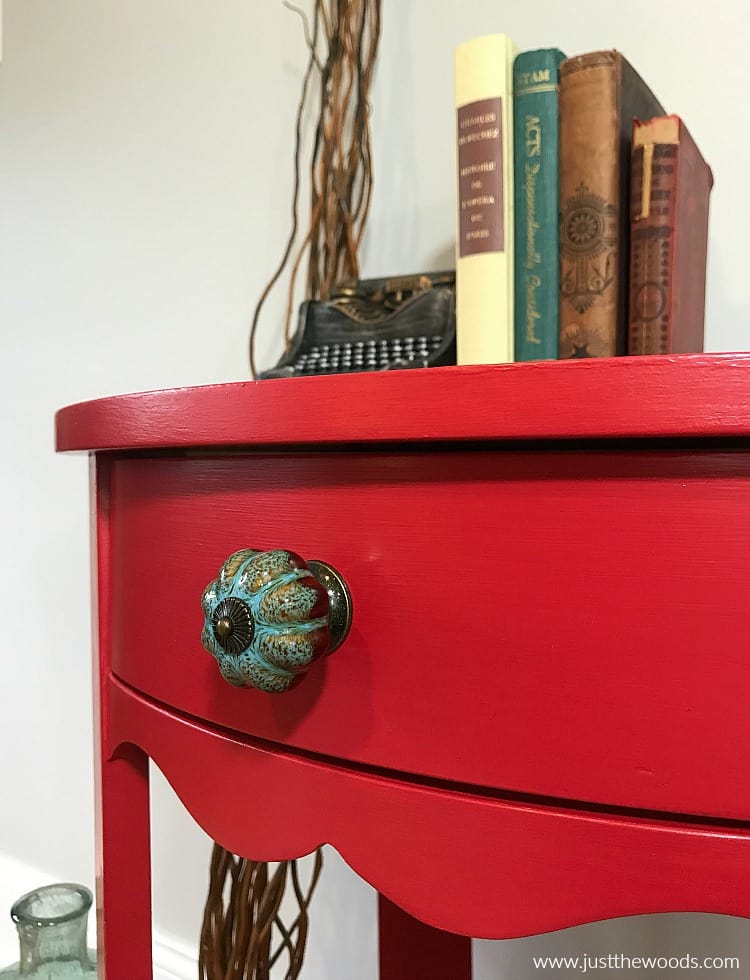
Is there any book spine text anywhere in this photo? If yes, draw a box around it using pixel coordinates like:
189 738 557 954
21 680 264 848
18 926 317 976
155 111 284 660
513 49 565 361
455 34 516 365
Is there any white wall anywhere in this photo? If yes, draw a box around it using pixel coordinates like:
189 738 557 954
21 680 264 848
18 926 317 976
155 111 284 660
0 0 748 976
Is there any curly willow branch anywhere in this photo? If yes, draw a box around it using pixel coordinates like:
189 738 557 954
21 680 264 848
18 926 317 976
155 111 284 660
199 849 324 980
203 7 380 972
248 0 382 378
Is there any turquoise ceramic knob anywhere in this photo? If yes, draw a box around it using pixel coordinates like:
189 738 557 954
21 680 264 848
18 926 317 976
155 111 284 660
201 549 353 693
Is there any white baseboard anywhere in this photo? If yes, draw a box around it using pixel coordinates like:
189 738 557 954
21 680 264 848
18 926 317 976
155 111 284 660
148 932 197 980
0 854 196 980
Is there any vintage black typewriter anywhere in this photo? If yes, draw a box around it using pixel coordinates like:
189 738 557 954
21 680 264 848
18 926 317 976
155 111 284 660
259 271 456 379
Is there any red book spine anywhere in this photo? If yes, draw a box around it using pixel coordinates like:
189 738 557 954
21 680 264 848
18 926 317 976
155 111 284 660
628 115 713 354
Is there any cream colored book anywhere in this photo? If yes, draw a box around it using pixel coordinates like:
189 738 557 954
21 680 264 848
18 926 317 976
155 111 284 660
455 33 517 364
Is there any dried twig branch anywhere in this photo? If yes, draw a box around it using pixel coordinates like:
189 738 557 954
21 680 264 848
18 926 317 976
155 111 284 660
248 0 382 377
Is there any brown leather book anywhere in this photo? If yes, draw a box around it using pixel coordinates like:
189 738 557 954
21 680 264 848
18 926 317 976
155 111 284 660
628 115 713 354
558 51 664 358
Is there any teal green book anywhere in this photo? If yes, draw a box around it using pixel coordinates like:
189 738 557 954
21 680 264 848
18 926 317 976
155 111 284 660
513 48 565 360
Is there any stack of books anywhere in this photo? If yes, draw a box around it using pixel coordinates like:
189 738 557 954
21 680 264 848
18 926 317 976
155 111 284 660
454 38 714 363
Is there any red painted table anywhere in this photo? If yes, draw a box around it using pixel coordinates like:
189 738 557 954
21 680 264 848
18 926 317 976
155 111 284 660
56 355 750 979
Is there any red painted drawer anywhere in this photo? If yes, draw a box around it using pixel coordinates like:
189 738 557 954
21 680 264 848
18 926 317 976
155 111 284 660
108 448 750 820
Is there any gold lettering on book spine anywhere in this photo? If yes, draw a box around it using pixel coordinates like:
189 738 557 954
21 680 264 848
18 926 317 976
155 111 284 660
526 274 542 343
515 83 558 96
525 162 541 270
523 114 543 344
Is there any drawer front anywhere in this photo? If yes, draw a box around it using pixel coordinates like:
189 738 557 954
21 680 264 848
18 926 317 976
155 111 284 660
108 449 750 819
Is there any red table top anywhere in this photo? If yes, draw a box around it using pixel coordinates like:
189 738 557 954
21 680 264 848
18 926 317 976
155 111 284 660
56 354 750 452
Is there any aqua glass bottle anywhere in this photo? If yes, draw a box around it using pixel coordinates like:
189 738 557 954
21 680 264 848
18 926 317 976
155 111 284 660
0 884 97 979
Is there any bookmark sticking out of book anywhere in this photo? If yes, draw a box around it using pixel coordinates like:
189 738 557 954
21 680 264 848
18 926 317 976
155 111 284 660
628 115 713 354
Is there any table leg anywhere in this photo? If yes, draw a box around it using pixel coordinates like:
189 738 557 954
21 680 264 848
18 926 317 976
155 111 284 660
96 743 153 980
378 893 472 980
91 457 153 977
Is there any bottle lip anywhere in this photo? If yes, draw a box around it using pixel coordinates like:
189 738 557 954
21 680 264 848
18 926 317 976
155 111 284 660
11 883 93 927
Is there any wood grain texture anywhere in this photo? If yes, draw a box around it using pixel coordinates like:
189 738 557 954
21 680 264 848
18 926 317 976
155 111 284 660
55 355 750 451
108 675 750 939
108 450 750 820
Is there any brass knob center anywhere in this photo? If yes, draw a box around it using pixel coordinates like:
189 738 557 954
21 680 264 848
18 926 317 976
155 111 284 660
211 597 254 654
215 616 234 640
